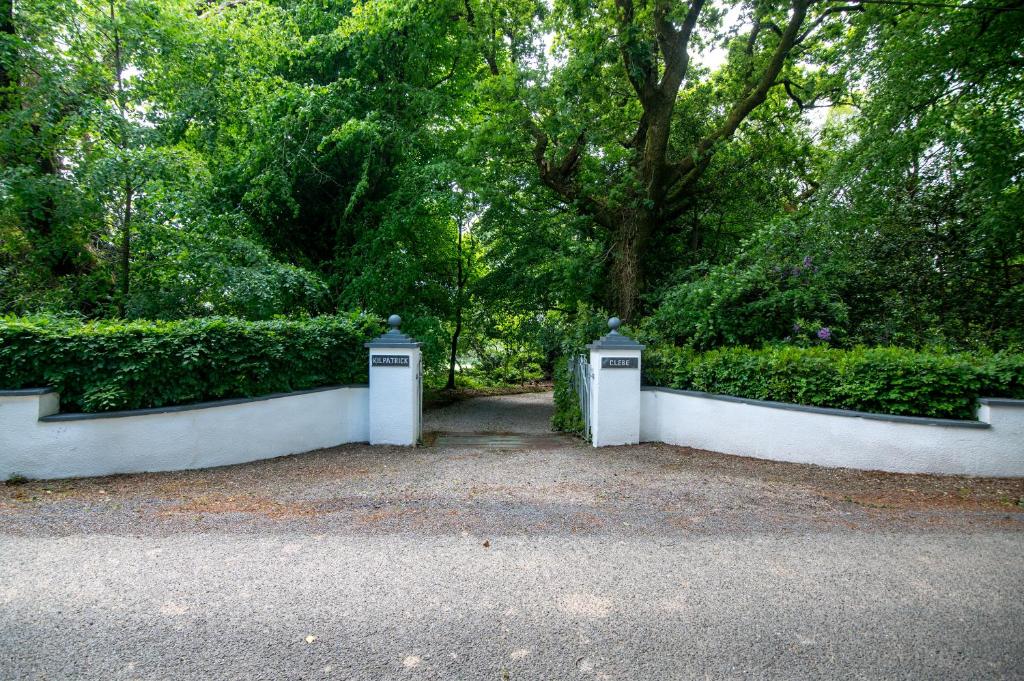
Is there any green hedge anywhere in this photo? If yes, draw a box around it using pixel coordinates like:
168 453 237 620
643 345 1024 420
551 356 585 434
0 315 379 412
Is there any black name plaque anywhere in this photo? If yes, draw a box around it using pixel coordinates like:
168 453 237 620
601 357 638 369
372 355 410 367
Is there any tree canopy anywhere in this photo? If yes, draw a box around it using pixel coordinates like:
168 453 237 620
1 0 1021 381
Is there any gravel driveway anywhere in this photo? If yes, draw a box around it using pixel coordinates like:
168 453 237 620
423 390 555 433
2 392 1022 679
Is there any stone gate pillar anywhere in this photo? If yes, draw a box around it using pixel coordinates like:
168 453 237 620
366 315 422 446
587 317 644 447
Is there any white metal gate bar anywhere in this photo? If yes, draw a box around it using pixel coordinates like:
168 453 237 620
568 355 593 442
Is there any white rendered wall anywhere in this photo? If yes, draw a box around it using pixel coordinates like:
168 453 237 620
641 389 1024 477
0 386 369 480
589 348 642 447
368 348 421 445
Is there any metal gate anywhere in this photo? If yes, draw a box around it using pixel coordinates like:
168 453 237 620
416 358 423 441
568 355 593 442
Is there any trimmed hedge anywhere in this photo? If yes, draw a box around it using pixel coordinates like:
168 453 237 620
643 345 1024 420
0 315 379 412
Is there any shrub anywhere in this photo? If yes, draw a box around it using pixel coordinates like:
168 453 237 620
833 348 980 419
551 357 585 434
977 352 1024 398
643 345 1024 420
0 314 378 412
651 220 850 350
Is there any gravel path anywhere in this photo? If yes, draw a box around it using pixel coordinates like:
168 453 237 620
423 391 554 433
2 392 1023 679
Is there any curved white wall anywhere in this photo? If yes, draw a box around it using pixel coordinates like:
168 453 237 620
641 388 1024 477
0 386 369 480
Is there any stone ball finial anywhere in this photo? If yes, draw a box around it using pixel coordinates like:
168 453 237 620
388 314 402 330
608 316 621 333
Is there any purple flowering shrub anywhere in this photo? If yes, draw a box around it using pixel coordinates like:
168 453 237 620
652 222 847 351
786 320 835 345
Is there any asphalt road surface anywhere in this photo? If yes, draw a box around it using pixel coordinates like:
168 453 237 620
2 392 1022 680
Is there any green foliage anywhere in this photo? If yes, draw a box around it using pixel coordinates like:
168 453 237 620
978 353 1024 399
537 306 614 358
0 314 378 412
129 222 331 320
1 0 1021 377
650 220 848 350
806 2 1024 348
458 311 549 386
644 345 1024 420
551 357 584 434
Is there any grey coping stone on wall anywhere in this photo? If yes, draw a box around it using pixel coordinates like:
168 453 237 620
977 397 1024 407
641 386 992 429
37 385 368 422
0 388 56 396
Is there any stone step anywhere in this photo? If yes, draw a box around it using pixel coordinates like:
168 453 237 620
426 432 573 450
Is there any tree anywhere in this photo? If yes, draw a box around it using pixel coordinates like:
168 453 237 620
446 214 471 390
812 0 1024 347
2 0 1020 366
1 0 12 110
0 0 111 313
107 0 135 316
474 0 857 318
652 0 1024 351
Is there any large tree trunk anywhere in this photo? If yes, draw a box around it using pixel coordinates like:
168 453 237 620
446 307 462 390
515 0 819 319
117 182 134 317
446 222 465 390
609 209 653 321
28 124 58 239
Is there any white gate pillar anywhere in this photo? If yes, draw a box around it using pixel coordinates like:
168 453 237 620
366 315 422 446
587 317 644 447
